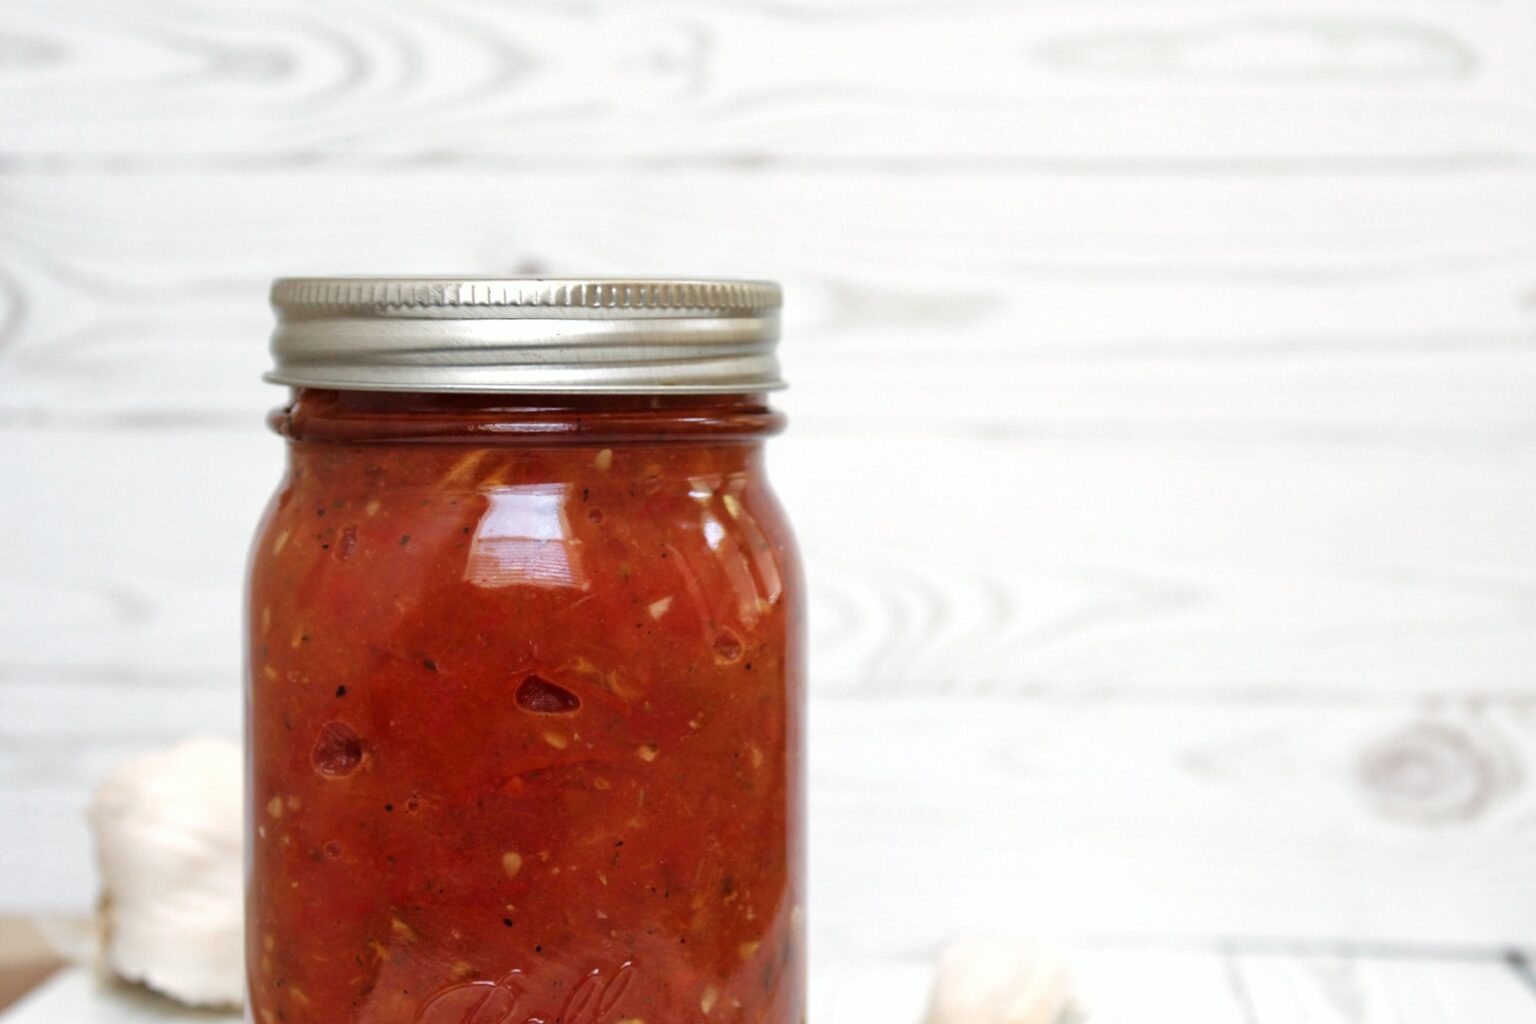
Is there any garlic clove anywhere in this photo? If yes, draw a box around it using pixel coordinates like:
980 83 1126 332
924 938 1075 1024
87 735 244 1008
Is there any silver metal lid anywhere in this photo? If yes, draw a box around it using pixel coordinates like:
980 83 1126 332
267 277 783 393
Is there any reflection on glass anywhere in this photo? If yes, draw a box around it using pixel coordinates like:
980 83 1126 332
702 515 726 550
464 485 587 590
691 475 780 627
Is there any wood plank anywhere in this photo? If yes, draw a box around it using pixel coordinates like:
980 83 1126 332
823 953 1536 1023
0 429 279 677
1233 954 1536 1022
2 2 1535 167
0 0 1530 973
783 436 1536 700
809 698 1536 952
0 172 1533 438
6 692 1536 943
0 967 233 1024
3 430 1530 700
0 921 61 1016
0 796 95 916
7 952 1536 1024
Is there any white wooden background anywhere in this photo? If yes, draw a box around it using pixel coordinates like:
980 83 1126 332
2 0 1536 1016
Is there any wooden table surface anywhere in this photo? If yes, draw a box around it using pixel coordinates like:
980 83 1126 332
5 937 1536 1024
0 922 60 1016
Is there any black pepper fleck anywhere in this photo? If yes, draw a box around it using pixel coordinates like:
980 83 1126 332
384 803 394 812
335 685 347 697
423 659 438 672
399 535 411 546
503 918 513 927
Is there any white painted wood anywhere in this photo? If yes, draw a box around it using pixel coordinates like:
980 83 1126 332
0 430 279 678
3 1 1536 168
0 172 1533 439
2 343 1532 936
3 431 1530 701
4 690 1534 942
825 953 1536 1024
0 968 234 1024
809 698 1536 951
0 795 98 925
11 954 1536 1024
1233 954 1536 1022
1 0 1533 971
787 438 1536 701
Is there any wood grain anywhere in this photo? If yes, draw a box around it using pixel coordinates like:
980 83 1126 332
3 693 1534 943
1 0 1533 963
1232 954 1536 1022
2 429 1531 936
810 697 1536 952
0 172 1532 440
3 430 1530 701
788 437 1536 700
8 956 1536 1024
2 1 1535 168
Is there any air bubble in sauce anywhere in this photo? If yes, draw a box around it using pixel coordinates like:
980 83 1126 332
516 675 581 714
311 721 364 777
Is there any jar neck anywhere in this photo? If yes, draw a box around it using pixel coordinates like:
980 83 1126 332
271 388 785 445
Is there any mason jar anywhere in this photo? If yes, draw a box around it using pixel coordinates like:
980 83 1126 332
245 279 804 1024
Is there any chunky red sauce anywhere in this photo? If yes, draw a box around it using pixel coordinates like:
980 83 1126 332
246 391 804 1024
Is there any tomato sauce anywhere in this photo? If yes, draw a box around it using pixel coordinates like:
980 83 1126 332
246 390 804 1024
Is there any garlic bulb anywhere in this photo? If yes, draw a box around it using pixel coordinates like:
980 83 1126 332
87 735 244 1007
924 938 1074 1024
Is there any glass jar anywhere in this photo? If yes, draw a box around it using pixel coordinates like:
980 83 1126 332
246 280 803 1024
